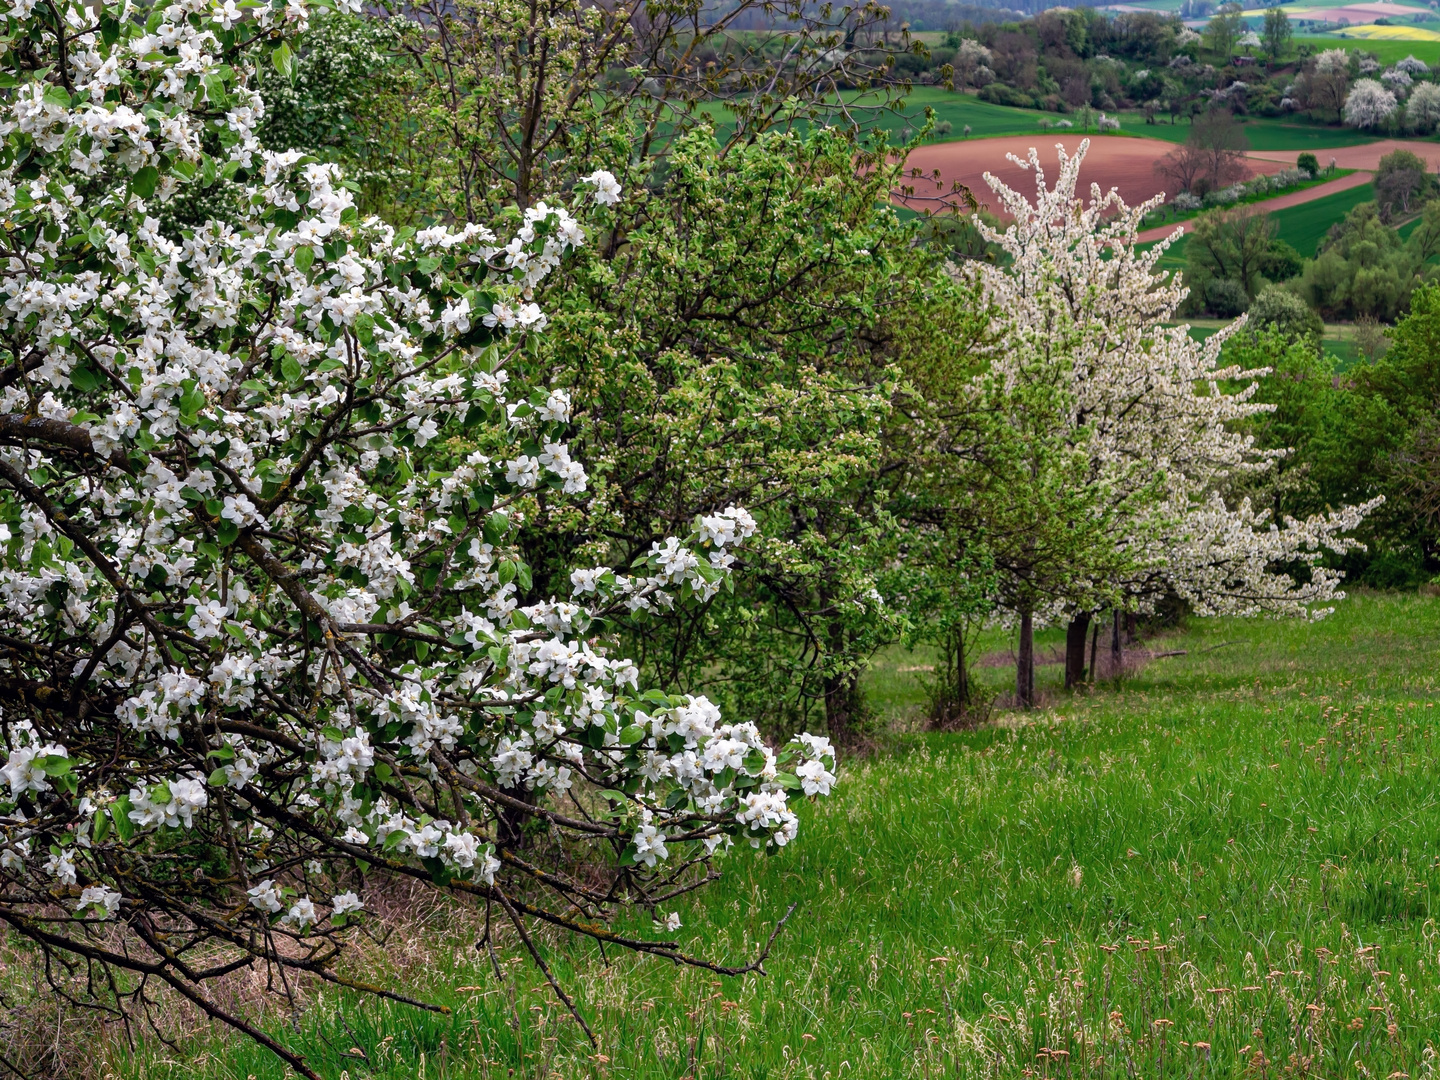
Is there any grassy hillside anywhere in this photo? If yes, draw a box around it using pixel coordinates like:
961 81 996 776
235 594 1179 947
693 90 1100 147
101 593 1440 1079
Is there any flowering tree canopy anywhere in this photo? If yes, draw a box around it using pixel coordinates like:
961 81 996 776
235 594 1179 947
954 142 1376 657
0 0 837 1071
1344 78 1398 129
1407 81 1440 132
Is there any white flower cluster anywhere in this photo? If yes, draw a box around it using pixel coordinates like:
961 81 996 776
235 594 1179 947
0 722 68 799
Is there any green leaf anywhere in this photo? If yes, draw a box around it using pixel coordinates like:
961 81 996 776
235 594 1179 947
293 245 314 273
202 72 227 106
69 363 101 393
178 386 206 419
131 166 159 199
619 724 647 746
280 354 302 383
271 41 295 84
341 504 375 527
216 520 239 547
208 767 230 787
35 754 72 776
110 798 136 843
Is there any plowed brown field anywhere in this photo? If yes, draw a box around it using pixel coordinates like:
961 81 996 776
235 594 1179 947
902 134 1286 216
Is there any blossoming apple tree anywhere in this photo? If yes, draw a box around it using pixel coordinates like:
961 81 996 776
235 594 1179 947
0 0 837 1071
954 141 1378 702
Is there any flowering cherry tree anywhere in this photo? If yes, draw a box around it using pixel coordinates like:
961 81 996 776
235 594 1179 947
0 0 836 1071
1344 78 1399 129
955 141 1378 697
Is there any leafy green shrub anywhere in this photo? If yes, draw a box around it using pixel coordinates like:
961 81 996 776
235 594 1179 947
1206 278 1251 316
1249 285 1323 343
978 83 1038 108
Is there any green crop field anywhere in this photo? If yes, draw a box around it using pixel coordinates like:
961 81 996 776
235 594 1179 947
102 593 1440 1080
1118 114 1384 150
1141 180 1375 275
877 94 1393 152
1294 33 1440 65
1272 180 1376 255
871 88 1089 141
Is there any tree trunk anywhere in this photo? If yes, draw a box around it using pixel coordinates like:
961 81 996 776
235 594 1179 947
824 672 859 746
1064 612 1092 690
1016 610 1036 709
930 623 973 728
1089 617 1101 683
823 622 866 747
1110 609 1124 679
498 786 537 851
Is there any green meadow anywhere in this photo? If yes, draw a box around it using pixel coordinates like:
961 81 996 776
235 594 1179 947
109 593 1440 1079
1294 34 1440 67
1145 180 1376 277
1273 180 1378 256
1119 114 1384 150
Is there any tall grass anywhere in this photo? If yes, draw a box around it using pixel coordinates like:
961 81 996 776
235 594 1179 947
99 593 1440 1078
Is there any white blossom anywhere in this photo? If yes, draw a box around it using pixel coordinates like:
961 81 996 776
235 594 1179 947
247 880 284 914
581 169 623 205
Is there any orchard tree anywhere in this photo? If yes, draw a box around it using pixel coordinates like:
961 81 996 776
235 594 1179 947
1344 78 1398 129
954 142 1377 699
1205 2 1245 61
1262 6 1292 60
0 0 839 1072
1406 82 1440 132
1293 51 1351 121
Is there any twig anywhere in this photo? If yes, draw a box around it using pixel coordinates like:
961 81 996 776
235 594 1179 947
1198 640 1247 653
494 887 597 1047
